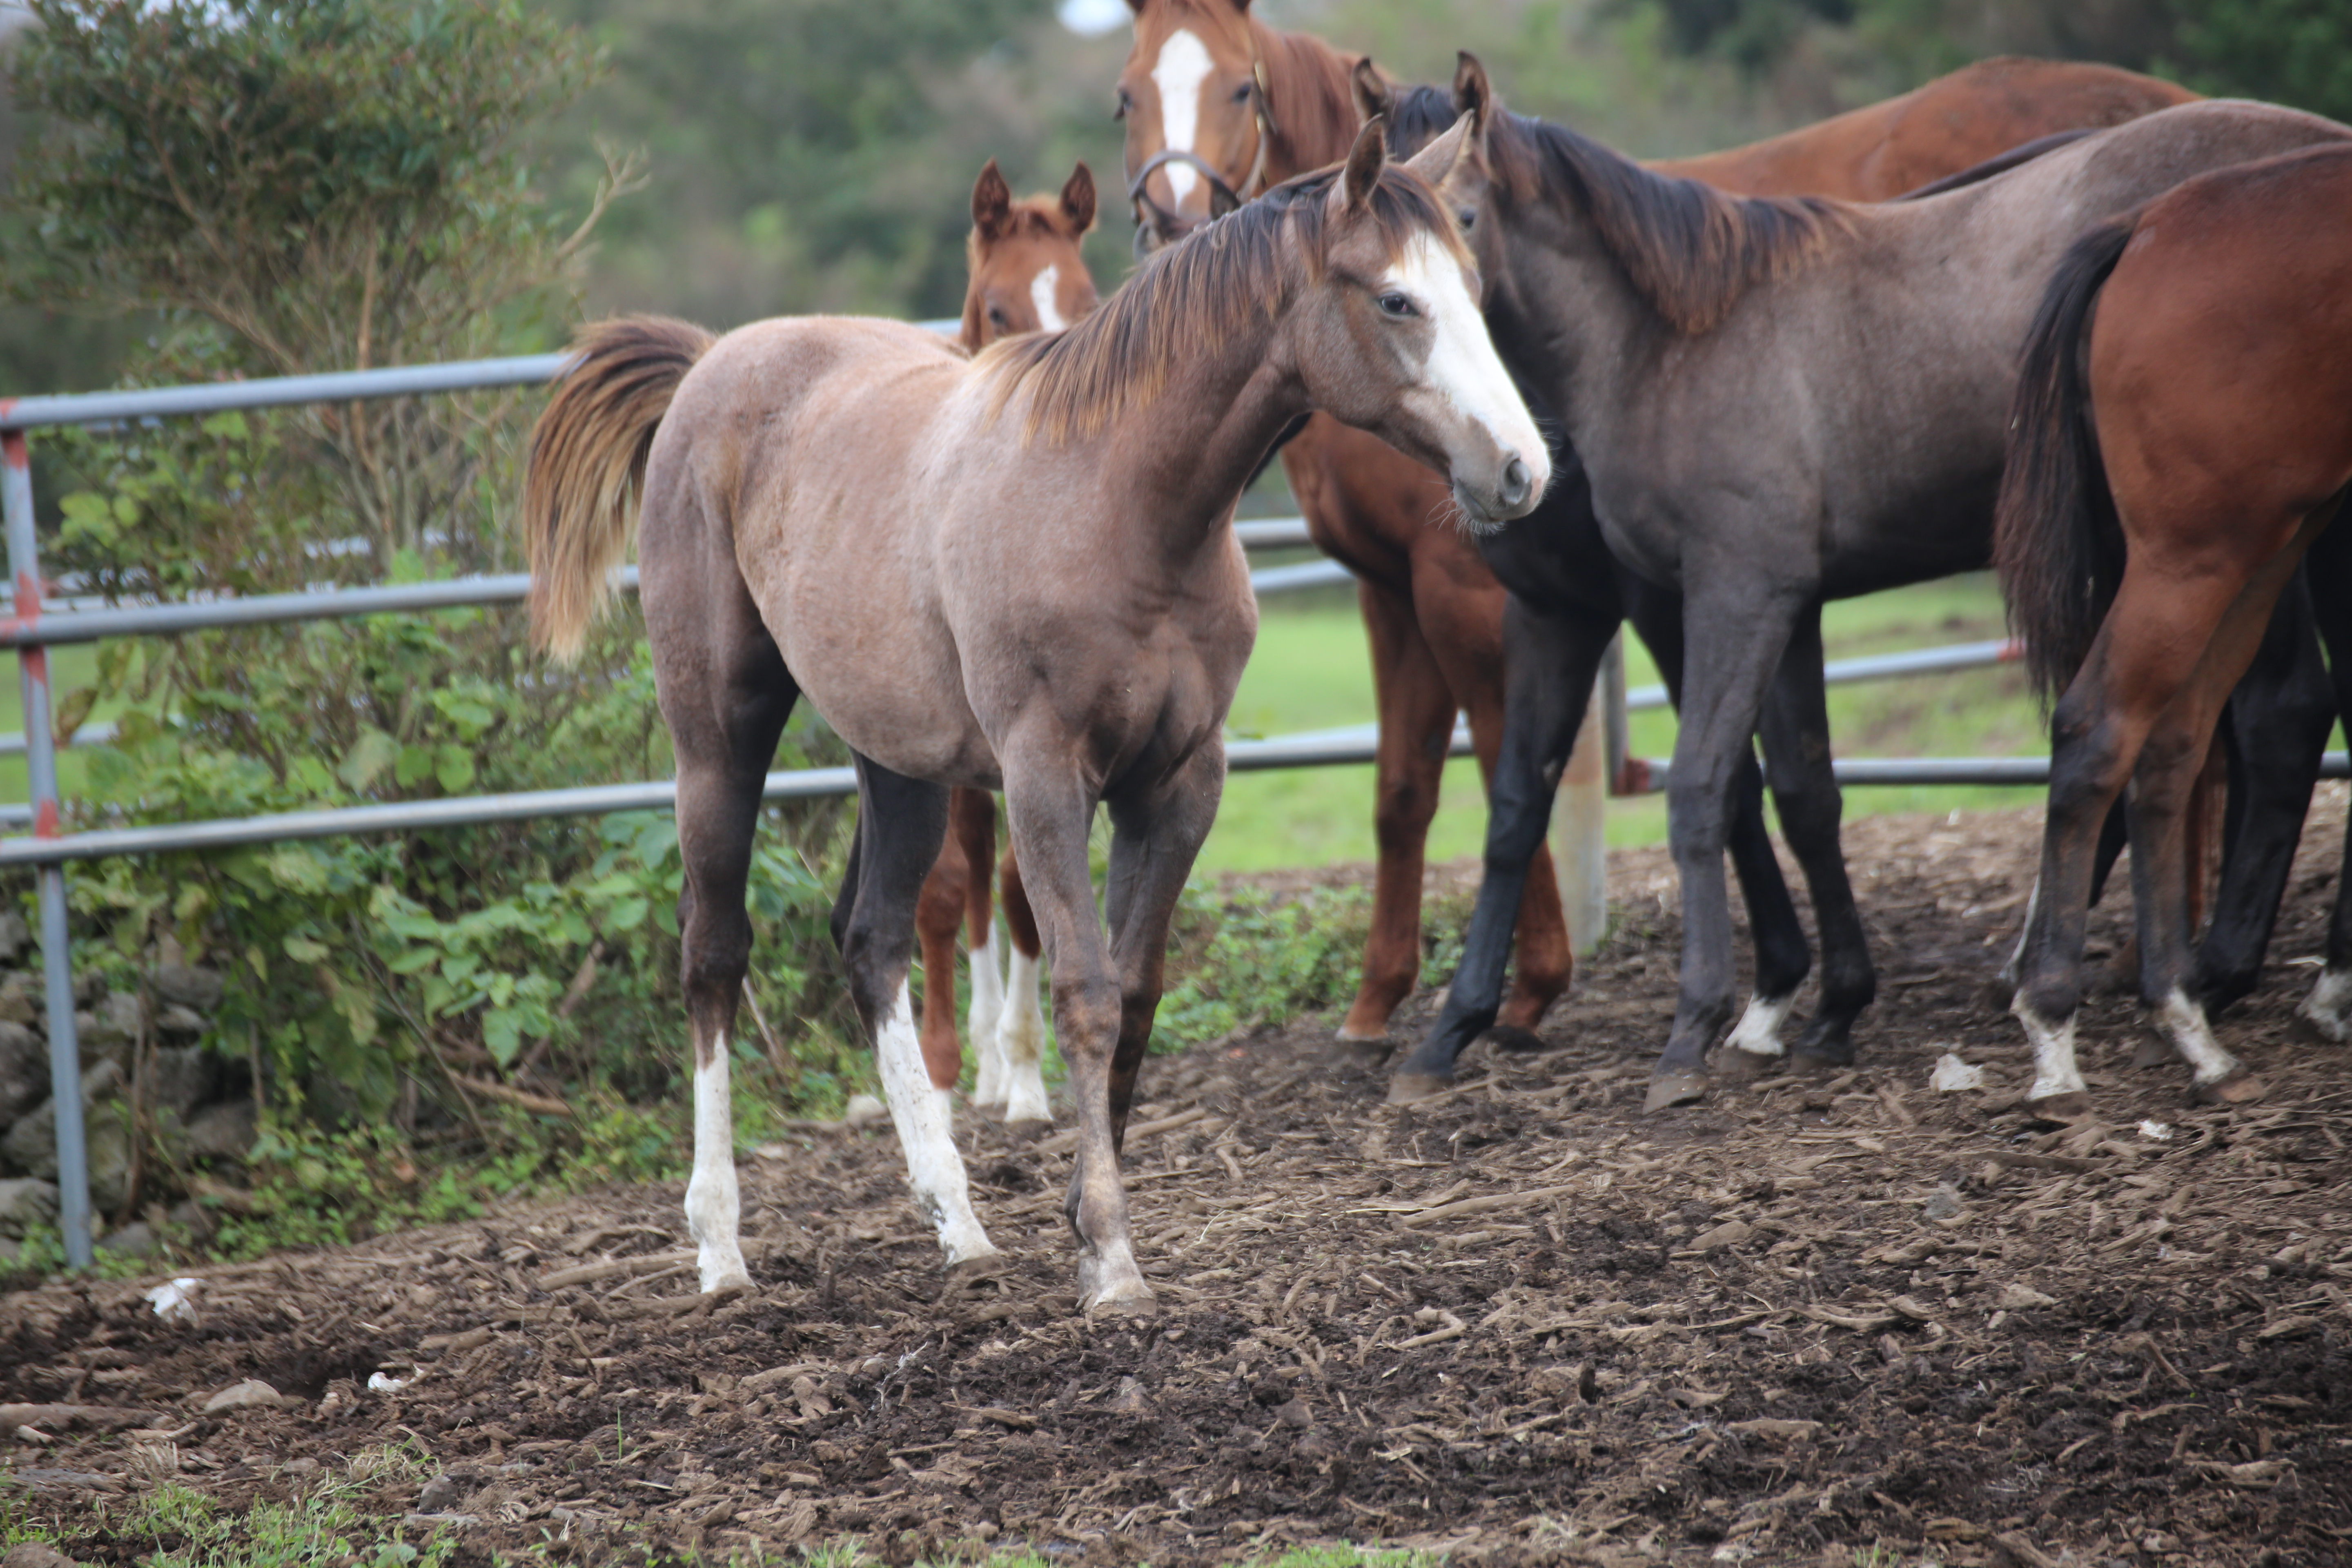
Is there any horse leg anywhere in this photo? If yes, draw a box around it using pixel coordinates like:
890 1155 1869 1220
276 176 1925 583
2297 528 2352 1038
914 826 971 1100
1340 578 1457 1041
1390 597 1614 1100
1002 751 1146 1308
953 788 1011 1112
1755 606 1877 1071
660 644 798 1295
994 840 1052 1125
2014 532 2314 1113
2121 543 2319 1100
1103 745 1225 1134
1626 584 1812 1076
841 757 995 1265
2195 577 2330 1018
1423 574 1572 1037
1651 582 1810 1110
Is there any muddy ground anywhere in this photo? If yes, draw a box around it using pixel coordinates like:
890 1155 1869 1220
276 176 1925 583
9 800 2352 1566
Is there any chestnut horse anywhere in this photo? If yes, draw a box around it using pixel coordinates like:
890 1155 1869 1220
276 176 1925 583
1997 144 2352 1112
910 159 1100 1130
523 121 1548 1307
1116 0 2197 1048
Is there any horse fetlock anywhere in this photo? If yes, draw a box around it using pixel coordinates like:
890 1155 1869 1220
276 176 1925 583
2157 987 2241 1087
686 1041 751 1292
1723 991 1794 1058
1001 1059 1054 1125
2012 993 2088 1105
969 933 1008 1106
2296 966 2352 1042
1077 1236 1156 1312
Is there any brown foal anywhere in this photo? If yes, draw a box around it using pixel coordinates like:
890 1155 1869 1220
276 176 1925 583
1117 0 2195 1045
524 120 1547 1308
1999 144 2352 1111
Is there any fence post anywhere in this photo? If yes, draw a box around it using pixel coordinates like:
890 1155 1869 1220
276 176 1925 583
1553 633 1619 958
3 430 92 1268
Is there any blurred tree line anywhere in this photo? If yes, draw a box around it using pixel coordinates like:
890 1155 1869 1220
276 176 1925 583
4 0 2346 394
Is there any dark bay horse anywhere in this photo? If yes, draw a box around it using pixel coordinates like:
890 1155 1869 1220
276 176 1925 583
522 121 1548 1308
1385 64 2350 1113
1997 144 2352 1111
1117 0 2200 1050
911 159 1100 1129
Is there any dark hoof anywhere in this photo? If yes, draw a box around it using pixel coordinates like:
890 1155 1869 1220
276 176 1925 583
1336 1038 1391 1070
1710 1047 1782 1087
2129 1033 2172 1070
2025 1090 2093 1123
1387 1070 1453 1105
1480 1025 1550 1056
2193 1071 2267 1107
1644 1073 1708 1113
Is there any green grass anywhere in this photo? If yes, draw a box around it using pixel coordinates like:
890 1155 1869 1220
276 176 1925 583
1204 571 2073 873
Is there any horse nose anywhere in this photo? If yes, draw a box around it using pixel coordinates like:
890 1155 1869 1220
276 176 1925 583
1499 454 1533 513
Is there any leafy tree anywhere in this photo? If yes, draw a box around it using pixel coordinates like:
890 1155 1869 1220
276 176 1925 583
7 0 632 561
2172 0 2352 120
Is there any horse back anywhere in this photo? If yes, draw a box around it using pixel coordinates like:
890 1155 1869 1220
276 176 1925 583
1661 56 2195 201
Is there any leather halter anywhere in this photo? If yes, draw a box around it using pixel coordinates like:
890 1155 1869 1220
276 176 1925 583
1128 52 1277 256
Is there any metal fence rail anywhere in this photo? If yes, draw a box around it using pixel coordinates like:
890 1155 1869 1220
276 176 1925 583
0 341 2091 1269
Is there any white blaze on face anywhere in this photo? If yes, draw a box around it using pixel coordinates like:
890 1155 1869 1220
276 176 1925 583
1029 264 1067 332
1151 28 1214 209
1385 233 1550 501
877 982 998 1264
684 1036 752 1293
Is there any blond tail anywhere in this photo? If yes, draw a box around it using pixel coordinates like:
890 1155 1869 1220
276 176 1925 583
524 316 718 662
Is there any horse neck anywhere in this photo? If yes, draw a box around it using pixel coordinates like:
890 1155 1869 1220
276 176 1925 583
1092 308 1297 565
1252 20 1362 180
1488 194 1672 432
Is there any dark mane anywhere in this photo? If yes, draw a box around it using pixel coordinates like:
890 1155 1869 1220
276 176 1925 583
1390 85 1850 335
982 162 1465 443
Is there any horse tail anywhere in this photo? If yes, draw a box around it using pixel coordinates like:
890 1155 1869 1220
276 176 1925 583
1994 215 2136 706
525 316 717 662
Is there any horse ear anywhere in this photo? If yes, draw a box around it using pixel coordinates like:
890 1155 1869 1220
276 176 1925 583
1453 51 1496 141
1350 57 1392 128
1060 162 1098 235
972 159 1013 243
1343 115 1387 212
1402 110 1474 192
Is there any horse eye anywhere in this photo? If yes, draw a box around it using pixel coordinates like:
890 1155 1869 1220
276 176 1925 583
1457 207 1477 232
1232 83 1253 103
1376 292 1416 319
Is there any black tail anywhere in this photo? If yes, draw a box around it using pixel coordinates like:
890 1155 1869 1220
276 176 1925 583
1994 215 2138 706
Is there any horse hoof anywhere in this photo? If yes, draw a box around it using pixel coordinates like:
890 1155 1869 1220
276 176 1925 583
2025 1090 2092 1123
2129 1034 2172 1070
1387 1071 1452 1105
1336 1019 1393 1044
2194 1071 2267 1107
1644 1073 1708 1113
1481 1025 1550 1056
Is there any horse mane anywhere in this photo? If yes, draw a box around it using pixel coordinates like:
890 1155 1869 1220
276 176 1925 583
980 163 1464 444
1390 85 1850 335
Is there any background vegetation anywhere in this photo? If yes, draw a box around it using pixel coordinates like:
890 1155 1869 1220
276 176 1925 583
0 0 2339 1269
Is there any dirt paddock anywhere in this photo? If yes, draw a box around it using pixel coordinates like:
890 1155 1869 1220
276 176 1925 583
8 801 2352 1566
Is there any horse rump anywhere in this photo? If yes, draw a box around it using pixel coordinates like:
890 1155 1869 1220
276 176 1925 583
524 316 717 662
1993 216 2137 706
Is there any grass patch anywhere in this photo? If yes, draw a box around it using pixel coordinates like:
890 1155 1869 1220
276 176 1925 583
2 1443 453 1568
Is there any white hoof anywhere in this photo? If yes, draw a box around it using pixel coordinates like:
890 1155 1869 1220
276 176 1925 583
2299 966 2352 1042
1724 991 1793 1059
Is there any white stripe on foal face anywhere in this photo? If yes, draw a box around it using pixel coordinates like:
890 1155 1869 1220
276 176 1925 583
1383 233 1550 500
1029 264 1066 332
1150 29 1214 210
